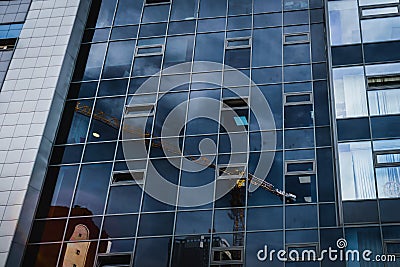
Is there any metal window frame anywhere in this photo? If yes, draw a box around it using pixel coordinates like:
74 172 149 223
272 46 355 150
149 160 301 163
366 74 400 90
384 240 400 257
285 160 316 175
134 44 165 57
373 149 400 167
225 37 252 49
210 246 244 265
124 103 155 118
284 92 313 106
359 3 400 19
144 0 171 6
285 243 320 262
283 32 310 45
111 170 145 185
221 97 249 110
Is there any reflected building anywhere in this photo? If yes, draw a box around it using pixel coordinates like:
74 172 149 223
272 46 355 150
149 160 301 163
0 0 399 266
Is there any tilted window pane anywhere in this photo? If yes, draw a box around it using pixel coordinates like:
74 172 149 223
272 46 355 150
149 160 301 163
333 67 368 118
359 0 399 6
368 89 400 116
362 17 400 43
376 167 400 198
338 142 376 200
328 0 361 45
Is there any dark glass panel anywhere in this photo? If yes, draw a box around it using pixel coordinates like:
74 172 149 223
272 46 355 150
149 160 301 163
284 10 309 25
228 0 251 15
87 97 125 142
114 0 142 26
56 99 94 144
73 43 107 81
106 185 142 214
319 203 336 227
311 23 326 62
343 200 379 224
315 126 331 147
132 55 162 76
82 142 116 162
50 145 83 164
284 43 310 65
67 81 98 99
337 118 370 141
313 80 330 126
247 207 283 231
138 212 175 236
317 148 335 202
284 104 313 128
371 115 400 139
199 0 227 18
248 152 284 206
225 48 251 69
71 163 112 216
142 193 176 212
254 13 282 28
286 174 317 204
252 67 282 84
134 237 172 267
110 25 138 40
213 208 245 233
102 215 138 238
285 128 314 149
380 199 400 223
175 210 212 235
97 79 128 97
168 20 196 35
364 41 400 64
139 23 167 38
142 4 170 23
82 28 110 43
22 244 61 267
197 17 226 32
253 28 282 67
36 165 79 218
254 0 282 13
284 64 311 82
227 15 252 30
286 229 318 243
285 205 318 228
29 219 66 243
164 35 194 68
194 32 225 63
245 231 283 267
331 45 363 66
102 40 135 79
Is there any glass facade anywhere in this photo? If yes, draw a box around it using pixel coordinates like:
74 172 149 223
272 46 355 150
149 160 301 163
11 0 399 266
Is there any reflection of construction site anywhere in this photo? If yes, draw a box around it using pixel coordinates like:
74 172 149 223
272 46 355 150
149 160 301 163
74 102 296 202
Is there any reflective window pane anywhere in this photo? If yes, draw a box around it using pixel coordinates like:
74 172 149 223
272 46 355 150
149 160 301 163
171 0 198 20
333 66 368 118
338 142 376 200
328 0 361 46
164 35 194 68
199 0 227 18
114 0 142 26
369 89 400 116
106 185 142 214
72 163 112 216
362 17 400 43
142 4 170 23
73 43 107 81
102 215 138 238
102 40 135 79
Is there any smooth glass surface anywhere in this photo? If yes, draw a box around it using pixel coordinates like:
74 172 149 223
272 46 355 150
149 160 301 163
328 0 361 45
338 142 376 200
362 17 400 43
333 66 368 118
